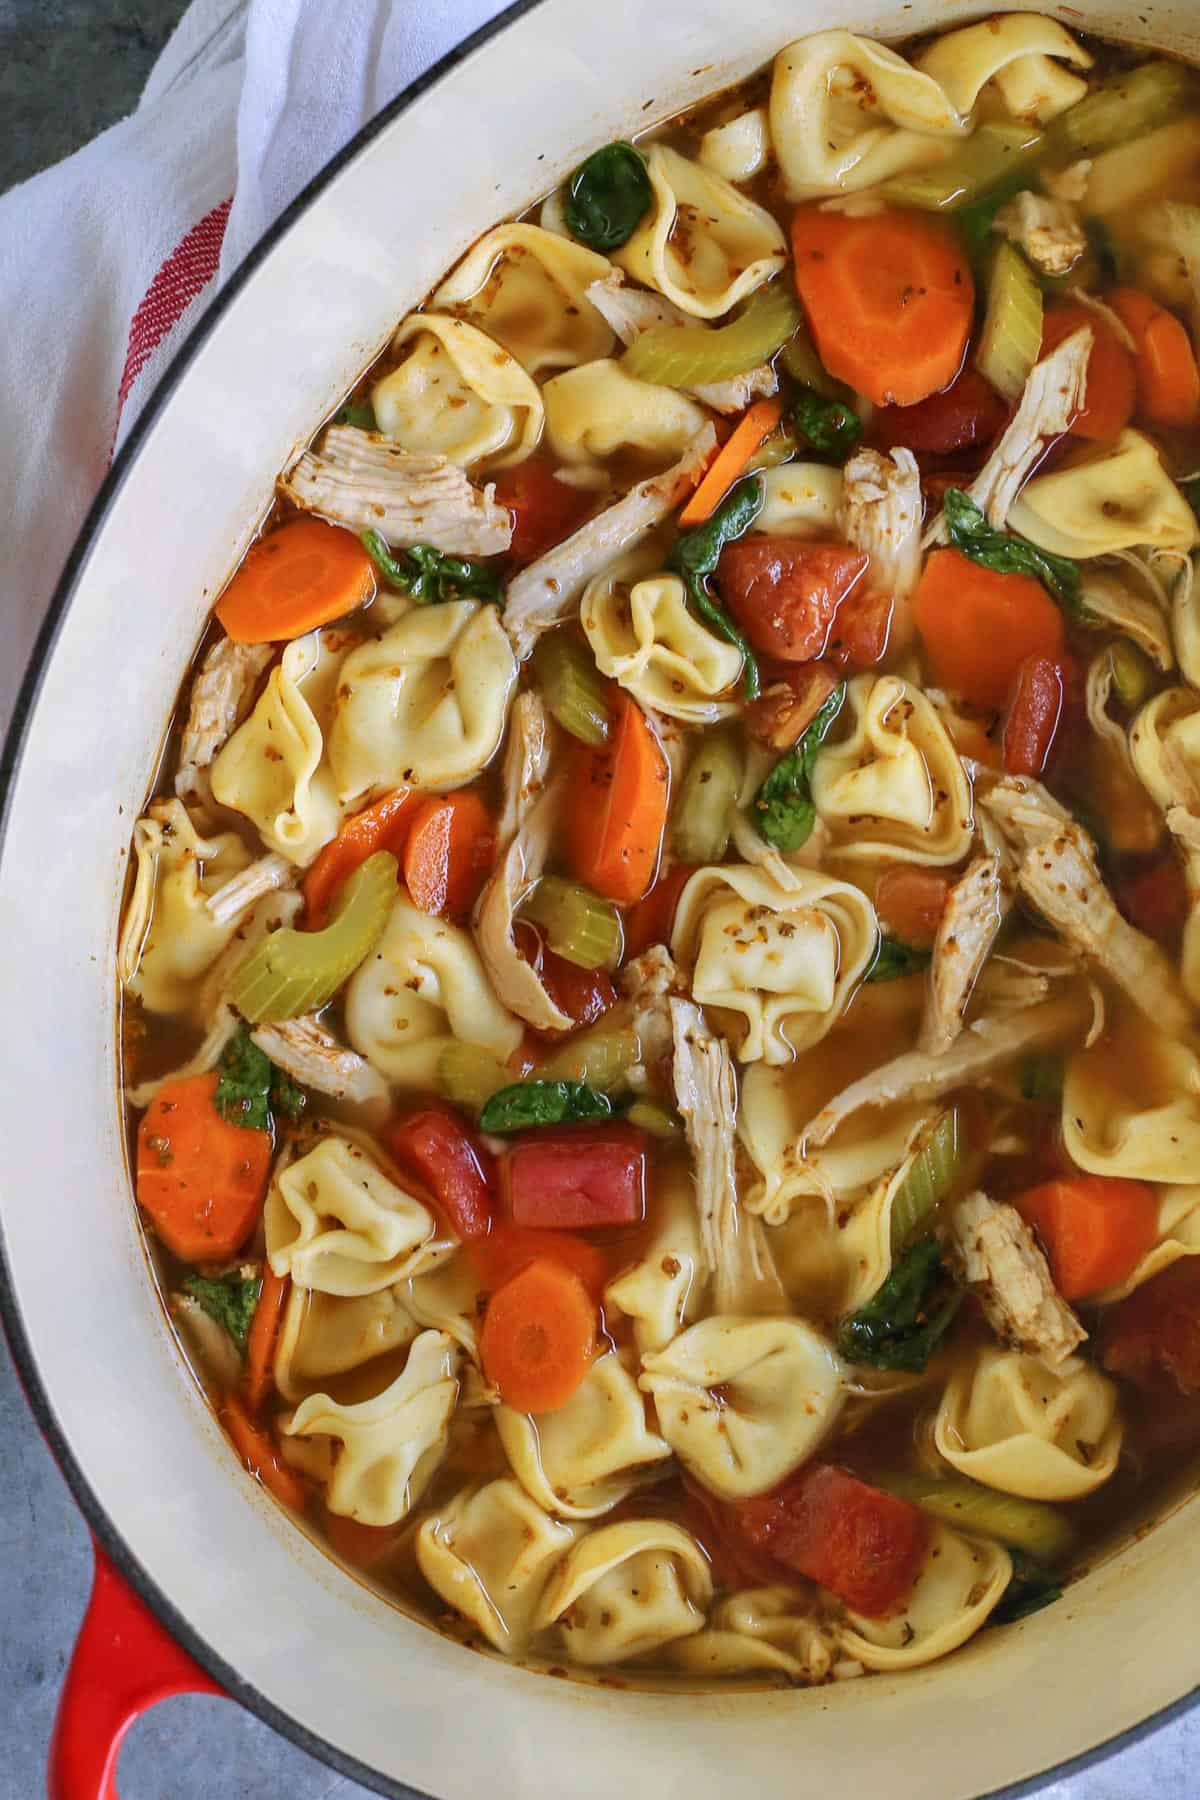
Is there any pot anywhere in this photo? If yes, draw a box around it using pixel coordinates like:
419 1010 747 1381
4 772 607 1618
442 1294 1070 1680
4 2 1199 1795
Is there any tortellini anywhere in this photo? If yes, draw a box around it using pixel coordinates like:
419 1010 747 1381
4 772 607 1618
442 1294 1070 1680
915 16 1091 123
770 30 965 200
534 1520 712 1665
1063 1023 1200 1184
212 631 349 865
698 107 770 183
497 1352 672 1519
811 675 973 866
1007 432 1200 560
769 1133 930 1317
751 464 843 537
639 1316 844 1500
432 223 615 376
837 1524 1011 1670
403 1249 487 1361
670 1586 840 1682
614 145 787 320
1096 1185 1200 1303
282 1330 460 1525
329 601 517 801
1129 686 1200 1003
265 1134 437 1295
416 1477 580 1654
581 567 743 723
120 799 253 1015
274 1282 419 1403
672 863 878 1063
542 359 708 469
371 314 542 470
935 1347 1122 1501
344 891 522 1086
604 1164 704 1353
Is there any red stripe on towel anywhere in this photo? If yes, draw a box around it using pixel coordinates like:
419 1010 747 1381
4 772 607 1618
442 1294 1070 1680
115 196 232 428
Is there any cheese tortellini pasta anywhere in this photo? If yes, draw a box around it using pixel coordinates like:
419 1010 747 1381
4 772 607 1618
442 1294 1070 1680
838 1525 1011 1671
497 1352 671 1519
603 1164 703 1353
542 359 708 469
915 15 1092 122
534 1520 712 1665
751 463 843 537
1063 1022 1200 1185
934 1347 1123 1501
371 313 543 469
416 1478 581 1654
432 223 615 375
669 1586 841 1682
581 566 743 723
265 1134 438 1295
120 799 253 1015
1008 432 1200 560
273 1282 419 1403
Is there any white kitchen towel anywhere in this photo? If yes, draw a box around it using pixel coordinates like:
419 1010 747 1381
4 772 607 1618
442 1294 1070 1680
0 0 510 739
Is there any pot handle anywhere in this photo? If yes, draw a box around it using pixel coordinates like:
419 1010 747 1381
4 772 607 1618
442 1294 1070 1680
48 1539 224 1800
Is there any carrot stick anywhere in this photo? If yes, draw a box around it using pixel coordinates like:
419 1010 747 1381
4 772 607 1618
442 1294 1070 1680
221 1393 307 1510
678 398 782 527
215 517 376 644
402 791 497 918
1110 287 1200 429
874 868 950 948
564 694 669 905
302 787 415 929
791 205 974 407
479 1257 597 1412
244 1265 290 1414
912 548 1065 711
136 1074 271 1264
1015 1176 1159 1300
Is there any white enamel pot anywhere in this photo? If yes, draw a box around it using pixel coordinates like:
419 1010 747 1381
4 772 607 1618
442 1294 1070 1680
3 2 1199 1795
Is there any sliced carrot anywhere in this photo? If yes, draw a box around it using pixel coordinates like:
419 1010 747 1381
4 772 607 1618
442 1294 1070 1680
136 1074 271 1264
479 1257 597 1412
1041 301 1136 442
564 694 669 906
1109 286 1200 430
874 868 950 949
1014 1175 1159 1300
221 1394 307 1510
402 790 497 918
678 397 783 527
215 517 376 643
302 788 415 929
244 1264 290 1414
323 1509 405 1569
468 1222 607 1298
791 205 973 407
913 547 1065 711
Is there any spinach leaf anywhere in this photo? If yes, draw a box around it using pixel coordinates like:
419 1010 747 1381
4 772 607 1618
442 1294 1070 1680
564 142 652 251
361 532 502 606
956 176 1028 265
753 682 845 851
943 488 1081 611
836 1238 962 1372
866 936 933 984
1018 1052 1064 1103
668 475 765 700
183 1272 262 1355
992 1549 1063 1624
793 388 863 459
479 1079 614 1134
215 1029 306 1132
334 399 376 430
271 1069 307 1122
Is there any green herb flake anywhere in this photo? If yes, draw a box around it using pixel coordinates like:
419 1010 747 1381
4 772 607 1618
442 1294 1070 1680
993 1549 1063 1624
1018 1052 1064 1103
361 532 501 606
214 1031 274 1132
943 487 1081 611
479 1079 614 1134
564 142 653 252
753 681 845 851
792 388 863 459
183 1272 262 1355
866 936 934 984
668 475 764 699
836 1238 962 1372
334 400 376 431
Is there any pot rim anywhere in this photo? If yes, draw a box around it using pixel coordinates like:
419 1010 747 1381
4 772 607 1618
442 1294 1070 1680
1 5 1196 1794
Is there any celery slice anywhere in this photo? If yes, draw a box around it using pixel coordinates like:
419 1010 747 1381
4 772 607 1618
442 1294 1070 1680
536 1026 640 1091
1046 60 1196 157
975 241 1043 404
231 852 396 1024
874 1472 1074 1563
672 730 743 864
437 1042 509 1115
531 633 611 747
881 123 1042 211
889 1109 966 1254
520 876 623 970
1108 639 1157 710
623 284 802 390
626 1100 685 1139
780 329 840 398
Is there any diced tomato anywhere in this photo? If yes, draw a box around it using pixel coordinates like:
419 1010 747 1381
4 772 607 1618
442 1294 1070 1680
733 1464 930 1617
1041 301 1136 442
501 1123 647 1231
514 921 617 1031
825 586 894 671
874 867 950 948
872 366 1008 456
1103 1260 1200 1395
717 536 869 662
681 1477 787 1591
383 1106 494 1241
746 662 839 749
1117 854 1190 942
492 457 592 565
622 862 696 961
1002 654 1067 775
467 1221 607 1297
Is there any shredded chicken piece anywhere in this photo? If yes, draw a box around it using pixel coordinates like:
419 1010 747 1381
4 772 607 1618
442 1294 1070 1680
585 276 777 414
919 853 1011 1055
949 1191 1086 1367
838 447 923 601
670 997 786 1315
496 690 552 844
281 425 512 556
618 944 684 1076
175 639 273 803
992 191 1087 277
504 425 718 660
1042 159 1091 203
925 330 1092 541
205 852 294 927
474 783 572 1034
803 992 1088 1147
250 1015 388 1106
1167 805 1200 852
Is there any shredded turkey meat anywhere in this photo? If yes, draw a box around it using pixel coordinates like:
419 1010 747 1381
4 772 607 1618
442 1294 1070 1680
496 690 552 844
919 853 1011 1055
585 276 778 414
949 1190 1086 1367
504 425 718 660
992 191 1087 277
670 997 785 1315
175 638 273 803
619 944 684 1078
838 447 923 599
281 425 512 556
250 1016 388 1107
205 852 294 927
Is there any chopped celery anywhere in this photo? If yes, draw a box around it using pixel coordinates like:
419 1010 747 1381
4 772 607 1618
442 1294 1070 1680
1108 638 1157 710
874 1472 1074 1563
975 241 1043 404
626 1099 684 1139
780 329 840 399
745 428 799 472
231 852 396 1024
531 633 612 746
889 1110 965 1254
881 123 1042 211
1046 60 1197 157
623 283 803 389
672 730 743 864
437 1042 509 1114
520 876 623 970
537 1026 640 1091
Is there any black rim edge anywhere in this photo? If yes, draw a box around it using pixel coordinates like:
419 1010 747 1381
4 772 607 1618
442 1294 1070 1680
0 5 1197 1794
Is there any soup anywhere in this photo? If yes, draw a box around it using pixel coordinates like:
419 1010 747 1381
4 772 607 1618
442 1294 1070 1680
118 14 1200 1686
